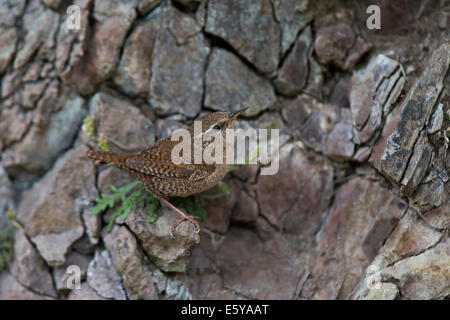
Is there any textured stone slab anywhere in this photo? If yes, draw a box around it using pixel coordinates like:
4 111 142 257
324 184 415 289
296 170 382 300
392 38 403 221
304 177 407 299
205 48 276 117
314 23 355 70
11 231 57 297
103 226 159 300
123 207 200 273
113 8 162 96
149 10 208 117
350 54 404 144
400 132 433 196
274 26 312 96
218 229 304 299
2 83 86 182
87 250 127 300
271 0 311 55
257 143 334 236
16 145 97 266
381 240 450 300
281 95 354 158
377 43 449 182
205 0 281 74
88 92 156 153
61 0 137 95
0 27 18 74
0 272 53 300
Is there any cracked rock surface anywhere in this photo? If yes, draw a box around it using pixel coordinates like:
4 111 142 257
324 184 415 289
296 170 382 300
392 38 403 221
0 0 449 300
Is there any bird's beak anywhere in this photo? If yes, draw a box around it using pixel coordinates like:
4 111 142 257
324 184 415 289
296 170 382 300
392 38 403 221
228 108 248 122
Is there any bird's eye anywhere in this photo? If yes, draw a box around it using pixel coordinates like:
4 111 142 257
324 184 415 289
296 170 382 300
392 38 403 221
213 124 221 130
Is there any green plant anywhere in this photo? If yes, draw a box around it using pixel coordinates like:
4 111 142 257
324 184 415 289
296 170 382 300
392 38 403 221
82 116 95 139
91 181 162 231
0 226 14 273
91 179 231 231
98 137 110 152
82 115 111 151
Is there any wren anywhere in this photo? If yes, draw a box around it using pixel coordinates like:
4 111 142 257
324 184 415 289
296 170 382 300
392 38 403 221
87 108 247 237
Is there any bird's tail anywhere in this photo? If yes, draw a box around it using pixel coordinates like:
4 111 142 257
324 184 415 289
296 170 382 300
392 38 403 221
86 149 133 167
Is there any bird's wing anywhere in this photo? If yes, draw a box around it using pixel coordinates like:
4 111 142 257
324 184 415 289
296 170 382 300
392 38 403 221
124 145 216 181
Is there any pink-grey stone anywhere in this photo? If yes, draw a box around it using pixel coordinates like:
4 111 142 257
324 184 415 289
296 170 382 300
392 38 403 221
306 177 407 299
205 48 276 117
149 8 208 117
257 143 334 236
11 231 57 297
16 145 97 266
103 226 159 299
205 0 281 74
375 43 449 182
274 26 312 96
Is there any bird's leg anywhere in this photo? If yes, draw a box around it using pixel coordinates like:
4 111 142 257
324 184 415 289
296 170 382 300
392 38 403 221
107 137 148 153
158 197 200 238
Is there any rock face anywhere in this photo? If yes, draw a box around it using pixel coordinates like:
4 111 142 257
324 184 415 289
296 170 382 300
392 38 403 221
314 24 355 69
103 226 159 300
16 145 97 266
2 83 86 184
11 231 57 297
271 0 311 55
355 215 448 300
274 26 312 96
87 250 127 300
370 42 449 182
0 272 53 300
205 49 276 117
122 207 200 273
88 92 156 151
205 0 281 74
217 229 304 299
61 0 137 95
1 0 449 301
113 9 162 97
304 177 407 299
149 7 208 117
257 143 334 236
281 95 355 159
350 54 405 145
0 27 18 75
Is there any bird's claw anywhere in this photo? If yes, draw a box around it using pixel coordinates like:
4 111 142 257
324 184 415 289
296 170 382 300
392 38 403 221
169 215 200 238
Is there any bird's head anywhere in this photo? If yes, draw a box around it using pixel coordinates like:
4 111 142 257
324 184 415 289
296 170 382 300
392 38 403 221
185 108 248 155
188 108 248 137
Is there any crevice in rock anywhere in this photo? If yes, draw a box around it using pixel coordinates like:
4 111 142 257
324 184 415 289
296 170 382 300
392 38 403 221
11 271 58 299
268 0 283 65
221 284 255 300
199 38 212 118
7 0 28 73
166 25 201 47
383 231 445 270
202 31 272 80
118 220 190 300
293 269 310 299
257 209 281 234
11 224 60 298
170 0 200 15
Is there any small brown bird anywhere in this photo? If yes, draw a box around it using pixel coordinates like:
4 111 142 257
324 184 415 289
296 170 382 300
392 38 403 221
87 108 247 236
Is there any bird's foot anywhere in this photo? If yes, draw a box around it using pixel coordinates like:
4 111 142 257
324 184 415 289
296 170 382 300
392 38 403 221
170 214 200 239
158 197 201 238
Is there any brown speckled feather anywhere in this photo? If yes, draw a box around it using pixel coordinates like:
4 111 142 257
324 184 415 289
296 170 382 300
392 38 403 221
125 139 216 181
